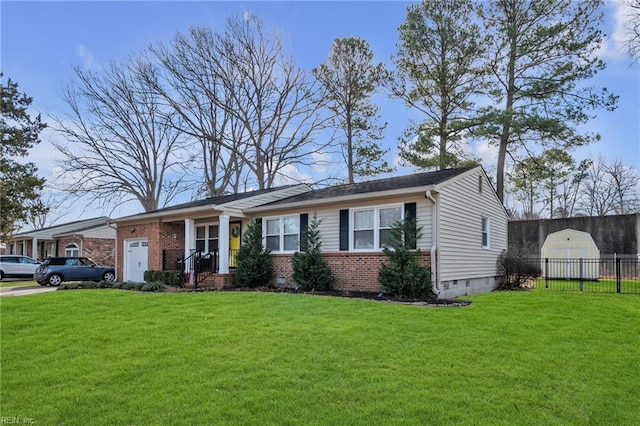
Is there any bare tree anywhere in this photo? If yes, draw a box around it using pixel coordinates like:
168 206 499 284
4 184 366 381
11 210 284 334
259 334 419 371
147 31 248 197
554 160 591 218
54 56 190 212
604 158 640 214
622 0 640 61
151 14 331 191
579 157 617 216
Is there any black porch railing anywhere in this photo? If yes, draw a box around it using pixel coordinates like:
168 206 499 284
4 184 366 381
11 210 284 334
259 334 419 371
162 248 239 288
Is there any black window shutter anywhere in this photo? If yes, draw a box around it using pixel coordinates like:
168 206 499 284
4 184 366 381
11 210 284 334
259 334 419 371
339 209 349 251
299 213 309 251
404 202 417 249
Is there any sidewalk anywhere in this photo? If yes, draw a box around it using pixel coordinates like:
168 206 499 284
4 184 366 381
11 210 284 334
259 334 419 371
0 286 58 297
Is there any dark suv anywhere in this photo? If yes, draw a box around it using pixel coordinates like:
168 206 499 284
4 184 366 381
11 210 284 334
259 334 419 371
35 257 116 286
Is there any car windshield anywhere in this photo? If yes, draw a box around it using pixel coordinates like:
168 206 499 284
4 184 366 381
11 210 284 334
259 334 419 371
42 257 97 266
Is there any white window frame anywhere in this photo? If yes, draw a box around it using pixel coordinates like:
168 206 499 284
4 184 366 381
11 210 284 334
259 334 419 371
65 243 80 257
481 216 490 249
263 215 300 253
350 204 404 252
195 222 219 253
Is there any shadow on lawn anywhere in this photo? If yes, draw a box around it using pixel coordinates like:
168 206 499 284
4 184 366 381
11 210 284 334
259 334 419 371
174 285 472 307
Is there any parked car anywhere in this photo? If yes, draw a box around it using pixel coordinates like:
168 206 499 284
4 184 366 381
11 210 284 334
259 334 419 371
0 255 41 280
34 257 116 286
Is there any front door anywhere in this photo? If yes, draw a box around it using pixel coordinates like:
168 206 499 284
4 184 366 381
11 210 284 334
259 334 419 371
229 222 242 268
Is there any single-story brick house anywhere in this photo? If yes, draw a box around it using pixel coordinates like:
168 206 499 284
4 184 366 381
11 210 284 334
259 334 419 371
7 217 116 266
111 166 508 298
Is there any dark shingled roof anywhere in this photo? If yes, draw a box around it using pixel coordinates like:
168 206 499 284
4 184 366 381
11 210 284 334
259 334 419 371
262 166 477 206
138 185 299 214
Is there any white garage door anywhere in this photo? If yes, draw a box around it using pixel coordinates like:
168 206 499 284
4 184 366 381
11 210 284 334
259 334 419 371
125 239 148 282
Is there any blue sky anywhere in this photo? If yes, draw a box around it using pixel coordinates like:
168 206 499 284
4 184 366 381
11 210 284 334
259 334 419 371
1 1 639 223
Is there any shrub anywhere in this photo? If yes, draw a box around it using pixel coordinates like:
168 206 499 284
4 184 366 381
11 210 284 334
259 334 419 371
96 280 113 289
141 282 166 292
143 270 184 287
235 219 274 288
497 250 542 289
291 215 335 291
378 217 432 299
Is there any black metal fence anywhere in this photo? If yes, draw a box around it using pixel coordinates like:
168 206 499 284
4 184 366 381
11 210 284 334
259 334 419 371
530 257 640 294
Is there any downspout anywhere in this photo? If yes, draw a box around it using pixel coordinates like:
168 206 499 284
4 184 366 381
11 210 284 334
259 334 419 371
73 234 83 256
426 190 440 295
107 222 118 280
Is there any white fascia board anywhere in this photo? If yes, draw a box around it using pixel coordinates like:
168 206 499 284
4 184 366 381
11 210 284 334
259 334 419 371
245 185 437 214
110 205 218 224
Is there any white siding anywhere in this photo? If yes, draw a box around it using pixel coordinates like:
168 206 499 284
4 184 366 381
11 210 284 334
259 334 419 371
252 195 433 253
438 168 508 282
82 225 117 239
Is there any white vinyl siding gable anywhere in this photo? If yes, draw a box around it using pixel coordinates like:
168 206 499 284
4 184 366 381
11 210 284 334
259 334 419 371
438 169 508 282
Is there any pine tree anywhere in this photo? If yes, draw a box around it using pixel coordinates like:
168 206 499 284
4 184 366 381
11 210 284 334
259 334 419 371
393 0 485 170
479 0 617 202
313 37 392 183
235 219 274 288
291 215 335 292
1 74 47 240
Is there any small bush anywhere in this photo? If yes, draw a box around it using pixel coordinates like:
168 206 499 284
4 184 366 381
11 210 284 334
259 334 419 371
291 215 335 291
96 280 113 289
143 270 183 287
378 217 432 299
497 251 542 289
236 219 274 288
141 282 166 292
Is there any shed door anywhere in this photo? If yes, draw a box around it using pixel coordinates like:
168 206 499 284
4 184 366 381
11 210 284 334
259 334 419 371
125 239 148 282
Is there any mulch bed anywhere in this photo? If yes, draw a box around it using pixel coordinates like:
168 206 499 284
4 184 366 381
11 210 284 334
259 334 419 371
172 285 471 307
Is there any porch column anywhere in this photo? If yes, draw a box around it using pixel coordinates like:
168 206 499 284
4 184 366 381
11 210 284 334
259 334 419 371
32 237 38 260
184 219 195 272
219 214 230 274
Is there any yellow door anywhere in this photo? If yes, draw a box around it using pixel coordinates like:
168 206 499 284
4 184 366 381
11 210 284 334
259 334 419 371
229 222 241 267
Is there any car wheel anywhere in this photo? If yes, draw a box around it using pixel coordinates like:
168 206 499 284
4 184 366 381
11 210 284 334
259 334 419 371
102 271 115 282
47 274 63 286
0 271 4 281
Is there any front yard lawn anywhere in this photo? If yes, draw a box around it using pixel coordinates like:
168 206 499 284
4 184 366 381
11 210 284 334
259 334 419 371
1 290 638 424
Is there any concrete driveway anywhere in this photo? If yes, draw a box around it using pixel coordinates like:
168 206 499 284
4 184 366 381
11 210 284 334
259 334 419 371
0 285 58 297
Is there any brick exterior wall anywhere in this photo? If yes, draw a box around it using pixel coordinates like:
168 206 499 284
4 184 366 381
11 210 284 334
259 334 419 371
116 221 185 281
272 252 433 293
187 273 236 290
56 237 115 266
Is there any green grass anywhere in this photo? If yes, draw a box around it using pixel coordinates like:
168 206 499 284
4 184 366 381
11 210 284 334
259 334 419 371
536 278 640 293
0 280 37 288
1 290 639 425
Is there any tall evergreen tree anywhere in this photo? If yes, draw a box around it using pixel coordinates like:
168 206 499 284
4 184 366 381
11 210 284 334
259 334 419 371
313 37 392 183
0 74 47 240
478 0 618 202
393 0 485 170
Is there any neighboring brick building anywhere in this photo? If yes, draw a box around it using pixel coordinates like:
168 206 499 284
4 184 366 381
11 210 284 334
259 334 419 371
8 217 116 266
